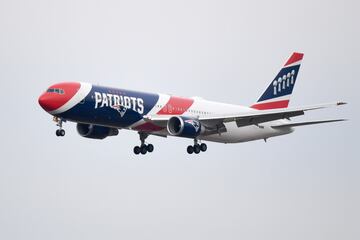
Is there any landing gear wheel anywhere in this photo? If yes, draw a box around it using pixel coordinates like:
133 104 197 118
59 129 65 136
140 145 147 155
200 143 207 152
135 132 154 155
146 144 154 153
193 144 201 154
133 146 141 155
56 129 65 137
187 145 194 154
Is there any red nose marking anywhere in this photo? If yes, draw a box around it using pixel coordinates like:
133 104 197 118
38 82 81 112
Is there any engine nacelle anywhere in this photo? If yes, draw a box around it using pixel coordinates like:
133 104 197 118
167 116 203 138
76 123 119 140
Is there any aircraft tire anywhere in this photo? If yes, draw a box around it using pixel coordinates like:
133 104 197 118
187 145 194 154
194 144 201 154
134 146 141 155
140 145 147 155
200 143 207 152
59 129 65 137
146 144 154 153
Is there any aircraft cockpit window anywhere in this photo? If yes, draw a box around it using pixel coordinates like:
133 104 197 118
47 88 65 94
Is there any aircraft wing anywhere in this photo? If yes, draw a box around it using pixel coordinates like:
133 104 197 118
199 102 346 128
144 102 346 129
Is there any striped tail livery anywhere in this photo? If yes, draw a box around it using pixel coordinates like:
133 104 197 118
251 52 303 110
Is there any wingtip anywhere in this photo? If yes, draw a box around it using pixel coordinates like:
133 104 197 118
331 119 349 123
337 102 347 106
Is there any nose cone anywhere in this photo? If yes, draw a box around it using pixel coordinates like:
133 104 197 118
38 82 81 113
38 93 55 112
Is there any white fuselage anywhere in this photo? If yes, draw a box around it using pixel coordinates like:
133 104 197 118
128 94 294 143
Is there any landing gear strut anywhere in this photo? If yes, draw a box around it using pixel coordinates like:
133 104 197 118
133 132 154 155
54 117 66 137
187 139 207 154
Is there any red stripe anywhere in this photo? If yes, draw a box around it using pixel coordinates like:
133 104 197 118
284 52 304 66
133 122 164 132
251 100 289 110
157 96 194 115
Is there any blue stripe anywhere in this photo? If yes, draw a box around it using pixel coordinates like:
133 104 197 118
258 65 301 102
58 86 159 128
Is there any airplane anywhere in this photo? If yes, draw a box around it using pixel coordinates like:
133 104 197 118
38 52 347 155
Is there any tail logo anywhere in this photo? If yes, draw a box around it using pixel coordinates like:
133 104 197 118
273 70 296 95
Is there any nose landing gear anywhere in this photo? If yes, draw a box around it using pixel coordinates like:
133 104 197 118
187 139 207 154
54 117 66 137
133 132 154 155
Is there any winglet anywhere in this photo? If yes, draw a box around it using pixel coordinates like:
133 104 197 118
337 101 347 106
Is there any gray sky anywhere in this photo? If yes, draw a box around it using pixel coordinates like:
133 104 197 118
0 0 359 240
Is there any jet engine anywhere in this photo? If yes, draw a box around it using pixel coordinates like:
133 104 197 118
76 123 119 140
167 116 203 138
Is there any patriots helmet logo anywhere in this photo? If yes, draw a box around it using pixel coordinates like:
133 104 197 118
113 105 128 117
185 119 200 132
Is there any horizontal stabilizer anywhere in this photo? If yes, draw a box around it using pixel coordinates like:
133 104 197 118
271 119 347 129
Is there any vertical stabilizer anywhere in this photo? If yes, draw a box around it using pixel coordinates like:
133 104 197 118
251 52 304 110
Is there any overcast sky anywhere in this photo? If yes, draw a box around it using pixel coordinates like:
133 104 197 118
0 0 359 240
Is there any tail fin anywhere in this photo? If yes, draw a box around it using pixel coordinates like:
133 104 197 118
251 52 304 110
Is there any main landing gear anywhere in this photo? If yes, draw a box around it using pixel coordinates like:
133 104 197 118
54 117 66 137
133 132 154 155
187 139 207 154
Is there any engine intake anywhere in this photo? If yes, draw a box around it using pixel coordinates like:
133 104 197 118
77 123 119 140
167 116 203 138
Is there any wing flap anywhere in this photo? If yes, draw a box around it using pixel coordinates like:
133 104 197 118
235 110 304 127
